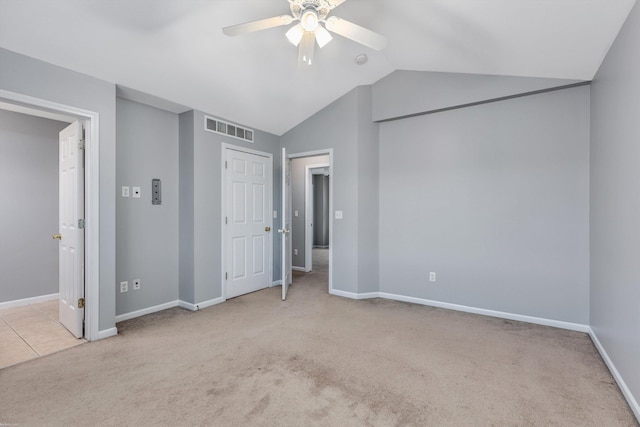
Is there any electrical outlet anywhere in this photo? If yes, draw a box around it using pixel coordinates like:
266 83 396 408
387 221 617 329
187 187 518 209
122 186 130 198
133 279 141 290
132 186 141 198
335 210 343 219
120 281 128 293
294 249 298 256
294 210 299 217
429 272 436 282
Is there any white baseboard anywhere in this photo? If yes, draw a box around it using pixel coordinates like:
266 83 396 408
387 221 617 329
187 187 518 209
589 328 640 421
178 297 225 311
0 293 58 310
329 289 378 300
378 292 590 333
115 300 179 323
292 266 307 272
272 280 282 286
97 327 118 340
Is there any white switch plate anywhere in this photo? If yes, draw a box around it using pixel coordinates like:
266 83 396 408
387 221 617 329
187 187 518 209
122 186 130 198
294 249 298 256
335 210 343 219
429 272 436 282
120 281 128 293
132 186 141 198
132 279 141 290
273 210 278 219
294 210 299 217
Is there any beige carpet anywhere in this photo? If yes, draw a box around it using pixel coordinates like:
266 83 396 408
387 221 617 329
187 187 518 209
0 250 637 426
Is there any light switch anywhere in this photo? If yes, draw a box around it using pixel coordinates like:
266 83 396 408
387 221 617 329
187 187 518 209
273 211 278 219
122 186 130 198
335 210 343 219
132 186 141 198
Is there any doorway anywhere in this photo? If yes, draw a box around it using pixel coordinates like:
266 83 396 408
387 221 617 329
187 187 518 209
287 150 333 295
0 89 100 341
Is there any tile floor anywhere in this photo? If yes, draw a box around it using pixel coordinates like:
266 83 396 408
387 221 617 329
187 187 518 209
0 300 84 369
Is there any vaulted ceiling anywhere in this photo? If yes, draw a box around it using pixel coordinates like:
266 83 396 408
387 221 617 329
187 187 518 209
0 0 635 135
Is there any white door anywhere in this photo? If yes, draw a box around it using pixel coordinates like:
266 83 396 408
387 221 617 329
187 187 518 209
57 121 84 338
224 148 272 299
280 148 292 300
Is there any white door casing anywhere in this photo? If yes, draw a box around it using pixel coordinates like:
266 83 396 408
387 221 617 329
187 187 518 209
224 147 273 299
280 148 292 300
58 121 84 338
305 162 330 271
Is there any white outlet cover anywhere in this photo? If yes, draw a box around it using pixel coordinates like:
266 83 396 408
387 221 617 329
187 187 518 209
429 272 436 282
120 281 128 292
294 210 299 217
335 210 343 219
122 186 130 198
132 186 141 198
294 249 298 255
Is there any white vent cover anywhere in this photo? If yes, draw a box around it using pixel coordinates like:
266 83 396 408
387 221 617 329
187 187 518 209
204 116 254 143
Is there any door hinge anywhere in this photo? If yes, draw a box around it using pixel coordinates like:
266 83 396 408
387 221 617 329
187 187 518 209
78 298 85 309
225 216 228 225
225 272 228 280
225 160 228 169
78 218 85 229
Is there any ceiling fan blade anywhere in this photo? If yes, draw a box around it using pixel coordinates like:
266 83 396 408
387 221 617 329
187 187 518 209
298 32 316 69
328 0 347 7
325 16 386 51
223 15 293 37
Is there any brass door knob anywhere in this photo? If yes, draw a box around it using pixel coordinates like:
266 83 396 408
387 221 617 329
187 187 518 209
265 227 271 232
52 233 62 240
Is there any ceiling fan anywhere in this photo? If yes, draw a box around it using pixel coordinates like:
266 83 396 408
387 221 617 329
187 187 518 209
222 0 387 68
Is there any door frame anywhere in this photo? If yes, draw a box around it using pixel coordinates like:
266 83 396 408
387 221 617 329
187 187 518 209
220 143 274 301
304 162 330 272
288 149 334 294
0 89 100 341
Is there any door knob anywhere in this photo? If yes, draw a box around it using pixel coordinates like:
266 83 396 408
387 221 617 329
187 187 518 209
52 233 62 240
265 226 271 232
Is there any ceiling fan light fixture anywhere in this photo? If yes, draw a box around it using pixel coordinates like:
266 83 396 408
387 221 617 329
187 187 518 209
315 25 333 48
300 9 319 32
285 24 304 46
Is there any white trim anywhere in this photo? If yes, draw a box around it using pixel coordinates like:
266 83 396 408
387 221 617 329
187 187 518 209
305 162 330 272
115 301 179 323
272 280 283 286
289 149 334 295
378 292 590 332
221 143 274 301
589 328 640 421
292 266 306 272
0 293 59 310
329 289 378 300
0 89 101 342
97 327 118 340
178 297 225 311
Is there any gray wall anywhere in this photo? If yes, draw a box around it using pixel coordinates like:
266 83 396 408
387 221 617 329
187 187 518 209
116 98 179 315
180 110 281 304
313 174 330 247
379 86 591 324
282 86 379 294
372 70 583 122
590 0 640 414
291 155 329 268
0 109 67 302
0 48 117 332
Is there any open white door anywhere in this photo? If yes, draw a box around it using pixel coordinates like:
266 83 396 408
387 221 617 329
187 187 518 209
57 121 84 338
280 148 292 300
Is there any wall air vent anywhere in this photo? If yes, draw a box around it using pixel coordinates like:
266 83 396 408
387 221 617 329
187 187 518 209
204 116 254 143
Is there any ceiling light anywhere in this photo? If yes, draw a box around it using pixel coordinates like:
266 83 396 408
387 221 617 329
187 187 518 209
355 54 368 65
300 9 319 32
315 26 333 48
286 24 304 46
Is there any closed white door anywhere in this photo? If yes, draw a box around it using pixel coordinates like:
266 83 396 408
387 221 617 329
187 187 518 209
281 148 292 300
57 121 84 338
224 148 273 299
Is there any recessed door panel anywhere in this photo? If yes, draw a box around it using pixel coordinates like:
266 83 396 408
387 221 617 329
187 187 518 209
252 235 265 275
232 181 247 224
253 183 265 223
232 237 247 279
